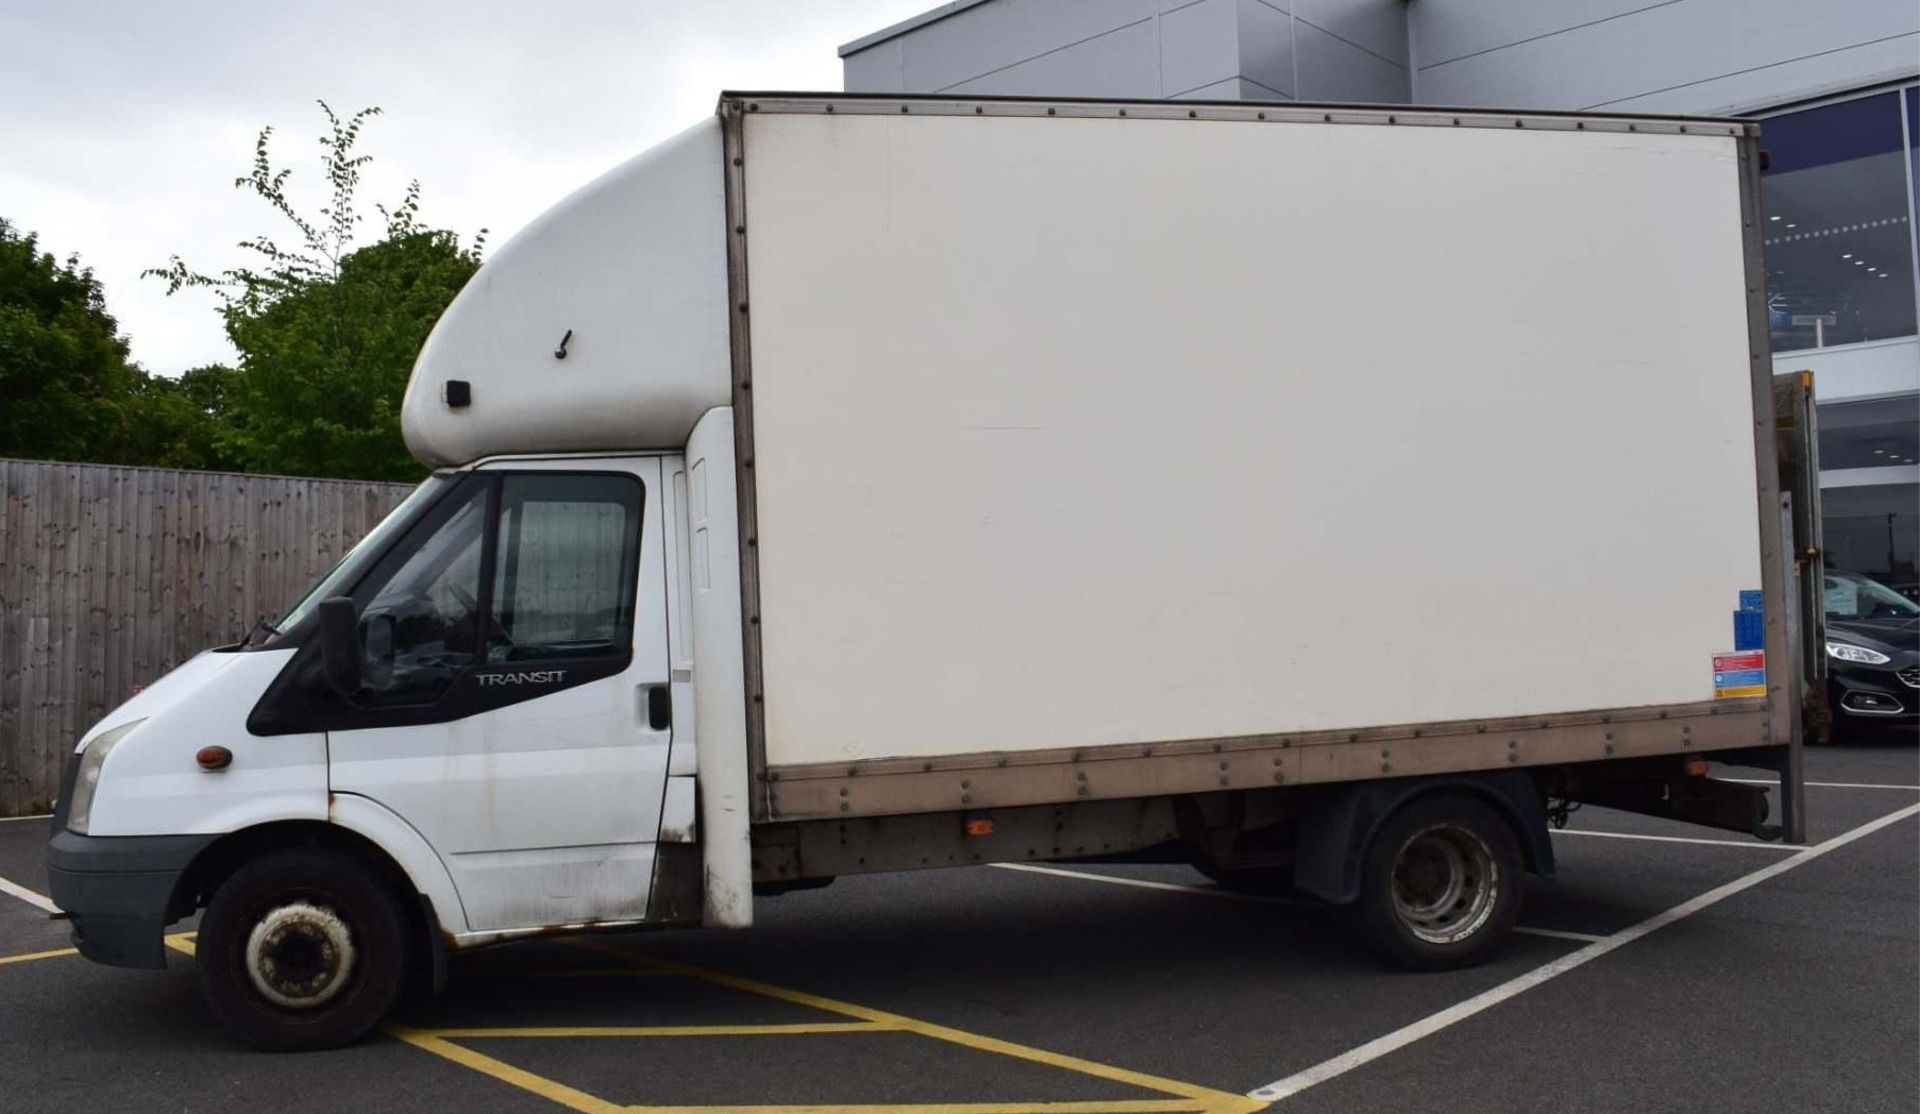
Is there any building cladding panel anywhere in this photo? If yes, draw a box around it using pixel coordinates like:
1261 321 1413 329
840 0 1418 103
1294 14 1409 102
1236 0 1298 100
939 18 1164 98
1410 0 1920 114
843 0 1916 116
1160 0 1244 100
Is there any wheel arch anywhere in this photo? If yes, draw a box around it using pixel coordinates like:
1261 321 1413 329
168 798 467 986
1292 771 1553 906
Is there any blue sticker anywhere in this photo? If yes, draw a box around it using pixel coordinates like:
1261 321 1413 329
1714 668 1766 688
1739 589 1764 611
1734 610 1765 651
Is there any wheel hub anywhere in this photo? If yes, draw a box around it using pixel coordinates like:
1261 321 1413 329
244 901 356 1010
1389 823 1498 945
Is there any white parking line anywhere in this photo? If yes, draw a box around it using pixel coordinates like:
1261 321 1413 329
1244 800 1920 1104
1552 829 1797 851
1720 778 1920 791
0 814 52 824
988 863 1606 944
0 875 58 915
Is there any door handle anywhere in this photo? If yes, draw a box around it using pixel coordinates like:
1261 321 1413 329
641 685 672 731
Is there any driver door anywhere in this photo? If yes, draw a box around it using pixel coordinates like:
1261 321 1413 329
327 459 671 934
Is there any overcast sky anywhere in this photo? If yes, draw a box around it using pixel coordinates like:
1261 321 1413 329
1 0 930 376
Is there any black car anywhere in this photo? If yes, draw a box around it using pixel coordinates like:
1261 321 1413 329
1823 569 1920 738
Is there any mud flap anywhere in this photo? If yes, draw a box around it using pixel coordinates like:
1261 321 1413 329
646 843 705 926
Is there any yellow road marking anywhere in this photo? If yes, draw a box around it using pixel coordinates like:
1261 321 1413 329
425 1021 903 1039
574 942 1264 1114
624 1103 1212 1114
14 917 1260 1111
182 928 622 1114
375 936 1263 1114
385 1024 627 1114
0 947 77 966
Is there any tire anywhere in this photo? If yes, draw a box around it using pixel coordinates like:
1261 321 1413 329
1357 793 1523 971
196 849 408 1052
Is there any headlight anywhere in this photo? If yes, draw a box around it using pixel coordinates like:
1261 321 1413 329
1826 642 1890 665
66 718 144 835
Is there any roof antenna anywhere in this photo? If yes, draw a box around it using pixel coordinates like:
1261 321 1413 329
554 329 573 360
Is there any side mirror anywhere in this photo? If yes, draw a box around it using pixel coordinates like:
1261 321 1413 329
317 596 363 697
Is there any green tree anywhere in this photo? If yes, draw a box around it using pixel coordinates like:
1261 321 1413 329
0 219 232 469
114 364 246 471
0 219 142 461
149 103 484 481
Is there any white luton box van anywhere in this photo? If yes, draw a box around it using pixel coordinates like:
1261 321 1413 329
46 93 1820 1050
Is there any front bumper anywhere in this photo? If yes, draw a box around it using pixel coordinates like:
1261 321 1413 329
45 829 214 969
1826 662 1920 725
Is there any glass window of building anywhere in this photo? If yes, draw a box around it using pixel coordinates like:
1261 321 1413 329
1760 90 1917 352
1910 86 1919 266
1818 396 1920 597
1816 395 1920 470
1823 482 1919 598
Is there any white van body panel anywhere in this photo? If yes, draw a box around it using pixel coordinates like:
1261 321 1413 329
660 452 699 779
740 110 1762 766
326 792 472 935
402 119 731 468
82 650 327 837
686 408 752 927
74 649 238 749
326 457 674 933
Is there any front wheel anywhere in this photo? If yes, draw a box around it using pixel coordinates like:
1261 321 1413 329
1357 793 1522 971
197 849 407 1051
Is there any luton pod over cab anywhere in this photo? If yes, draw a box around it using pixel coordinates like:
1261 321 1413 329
47 94 1819 1051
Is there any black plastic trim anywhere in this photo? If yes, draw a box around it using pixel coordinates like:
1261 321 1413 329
45 830 216 970
248 469 646 735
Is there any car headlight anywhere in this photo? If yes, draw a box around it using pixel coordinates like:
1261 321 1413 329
66 718 144 835
1826 642 1891 665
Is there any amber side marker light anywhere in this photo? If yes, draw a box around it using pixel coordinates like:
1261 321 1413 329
964 817 994 837
1685 760 1710 777
196 746 233 771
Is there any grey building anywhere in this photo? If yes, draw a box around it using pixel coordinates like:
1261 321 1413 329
841 0 1920 594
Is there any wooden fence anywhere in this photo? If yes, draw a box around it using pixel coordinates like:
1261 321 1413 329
0 459 413 817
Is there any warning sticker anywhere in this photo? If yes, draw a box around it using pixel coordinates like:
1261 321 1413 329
1713 651 1766 698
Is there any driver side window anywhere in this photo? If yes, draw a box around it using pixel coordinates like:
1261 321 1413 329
487 474 643 663
342 471 643 709
355 484 487 706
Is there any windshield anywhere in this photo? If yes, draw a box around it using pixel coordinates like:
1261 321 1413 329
267 474 456 639
1824 569 1920 621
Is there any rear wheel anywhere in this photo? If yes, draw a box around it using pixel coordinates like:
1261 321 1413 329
196 849 407 1052
1357 793 1521 970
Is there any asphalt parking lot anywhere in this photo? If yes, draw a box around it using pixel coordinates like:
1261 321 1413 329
1 742 1914 1114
